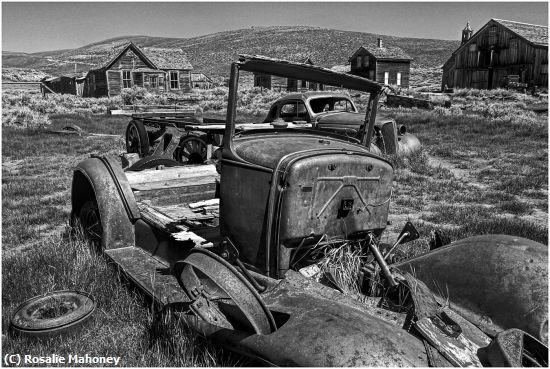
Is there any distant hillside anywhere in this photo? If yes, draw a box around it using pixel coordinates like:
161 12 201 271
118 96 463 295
3 26 460 80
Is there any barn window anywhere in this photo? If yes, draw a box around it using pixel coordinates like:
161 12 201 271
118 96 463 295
469 43 477 52
170 71 179 89
542 64 548 75
122 70 132 88
489 26 497 45
384 72 389 85
397 72 402 86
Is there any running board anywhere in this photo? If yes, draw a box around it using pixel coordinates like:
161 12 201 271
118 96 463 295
105 246 190 308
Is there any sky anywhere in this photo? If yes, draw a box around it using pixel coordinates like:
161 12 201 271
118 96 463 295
2 2 548 53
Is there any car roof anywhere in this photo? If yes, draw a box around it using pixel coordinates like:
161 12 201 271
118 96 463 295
273 92 353 104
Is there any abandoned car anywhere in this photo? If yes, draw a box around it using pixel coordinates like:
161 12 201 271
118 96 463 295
263 91 420 156
72 55 547 366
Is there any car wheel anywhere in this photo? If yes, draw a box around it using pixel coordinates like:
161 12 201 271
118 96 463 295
126 120 150 157
10 290 96 339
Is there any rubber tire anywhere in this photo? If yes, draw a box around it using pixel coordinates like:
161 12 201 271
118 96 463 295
79 200 102 247
126 120 150 157
10 290 95 339
126 156 182 172
176 135 208 164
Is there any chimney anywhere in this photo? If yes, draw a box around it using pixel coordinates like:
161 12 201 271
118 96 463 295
377 38 383 48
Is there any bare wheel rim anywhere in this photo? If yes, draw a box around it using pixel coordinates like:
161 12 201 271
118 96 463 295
178 136 207 164
79 201 102 244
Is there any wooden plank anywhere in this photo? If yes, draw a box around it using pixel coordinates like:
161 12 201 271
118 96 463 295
152 203 215 221
188 198 220 209
415 307 490 367
136 190 216 207
125 164 217 185
105 246 190 306
137 202 212 247
137 201 188 232
130 174 218 191
134 183 216 204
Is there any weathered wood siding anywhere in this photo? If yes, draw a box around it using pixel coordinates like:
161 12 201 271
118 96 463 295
110 49 149 70
107 70 121 96
375 61 410 88
179 71 191 93
444 20 548 89
350 51 377 80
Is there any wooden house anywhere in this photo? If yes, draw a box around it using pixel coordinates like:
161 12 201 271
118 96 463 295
82 43 193 97
191 73 214 89
40 75 77 95
349 39 412 88
442 19 548 90
254 57 323 91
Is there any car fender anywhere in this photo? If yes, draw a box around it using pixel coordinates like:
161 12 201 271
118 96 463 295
71 155 138 250
394 234 548 343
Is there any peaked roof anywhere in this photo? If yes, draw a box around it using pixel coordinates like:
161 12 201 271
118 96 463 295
349 45 412 61
91 42 192 71
492 19 548 46
142 47 193 70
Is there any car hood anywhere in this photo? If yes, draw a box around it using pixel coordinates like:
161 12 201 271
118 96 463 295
233 132 373 169
316 111 393 127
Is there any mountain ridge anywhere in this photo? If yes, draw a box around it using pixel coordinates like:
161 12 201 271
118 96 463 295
2 26 460 80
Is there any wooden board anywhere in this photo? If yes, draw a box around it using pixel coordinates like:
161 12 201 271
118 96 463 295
130 175 217 191
125 165 217 185
134 185 216 206
105 246 190 307
137 201 214 247
414 307 491 367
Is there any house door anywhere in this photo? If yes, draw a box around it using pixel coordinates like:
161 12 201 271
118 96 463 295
488 68 494 90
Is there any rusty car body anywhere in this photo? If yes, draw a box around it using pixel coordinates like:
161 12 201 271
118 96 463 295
71 55 548 366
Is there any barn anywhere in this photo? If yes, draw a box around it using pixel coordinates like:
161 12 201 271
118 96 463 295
348 39 412 88
82 42 193 97
442 19 548 90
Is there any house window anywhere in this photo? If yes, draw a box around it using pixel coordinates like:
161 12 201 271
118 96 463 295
469 43 477 53
384 72 389 85
122 70 132 88
489 26 497 45
362 56 369 67
356 57 362 68
397 72 402 86
542 64 548 75
170 71 179 89
150 76 158 88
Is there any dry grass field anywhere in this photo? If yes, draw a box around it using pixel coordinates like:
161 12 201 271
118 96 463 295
2 89 547 365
